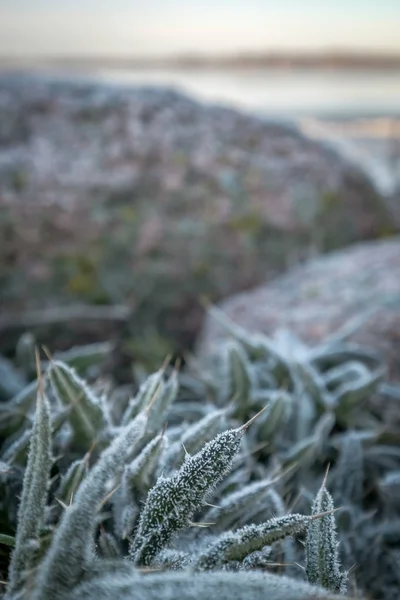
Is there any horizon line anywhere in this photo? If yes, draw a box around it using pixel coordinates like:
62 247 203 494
2 47 400 60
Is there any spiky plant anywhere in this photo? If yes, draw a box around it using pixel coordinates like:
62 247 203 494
0 305 398 599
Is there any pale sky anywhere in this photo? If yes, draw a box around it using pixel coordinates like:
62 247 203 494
1 0 400 57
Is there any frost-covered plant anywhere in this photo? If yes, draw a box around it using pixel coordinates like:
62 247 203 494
0 306 398 600
185 307 400 600
1 353 353 600
6 361 52 597
130 421 252 566
305 472 348 594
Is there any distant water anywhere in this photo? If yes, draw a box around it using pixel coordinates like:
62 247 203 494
55 66 400 118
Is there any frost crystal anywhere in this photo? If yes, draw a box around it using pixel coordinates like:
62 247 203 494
7 383 52 595
130 425 246 566
194 514 312 571
305 481 348 594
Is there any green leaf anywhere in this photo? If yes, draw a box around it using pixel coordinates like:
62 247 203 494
7 381 52 595
305 480 348 594
32 411 147 600
47 360 109 448
193 514 312 571
130 423 249 566
0 533 15 547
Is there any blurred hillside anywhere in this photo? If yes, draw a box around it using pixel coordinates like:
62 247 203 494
0 76 397 367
